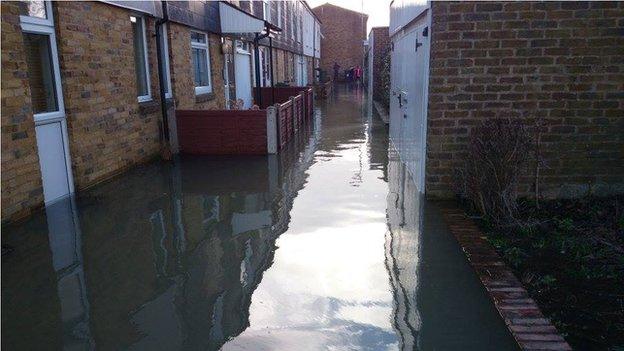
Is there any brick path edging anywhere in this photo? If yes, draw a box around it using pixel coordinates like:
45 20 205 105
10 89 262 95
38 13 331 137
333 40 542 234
439 205 573 351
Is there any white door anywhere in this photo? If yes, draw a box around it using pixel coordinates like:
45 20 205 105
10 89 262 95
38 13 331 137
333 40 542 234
389 24 429 191
235 42 252 109
20 3 74 205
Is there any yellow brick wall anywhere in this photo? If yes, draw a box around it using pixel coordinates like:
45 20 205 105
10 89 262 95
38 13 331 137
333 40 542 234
55 1 162 190
169 22 225 110
0 1 45 221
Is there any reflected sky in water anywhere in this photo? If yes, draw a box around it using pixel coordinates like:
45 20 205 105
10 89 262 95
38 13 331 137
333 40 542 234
2 85 517 350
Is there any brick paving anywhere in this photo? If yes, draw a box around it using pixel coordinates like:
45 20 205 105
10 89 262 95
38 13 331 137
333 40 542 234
439 203 572 351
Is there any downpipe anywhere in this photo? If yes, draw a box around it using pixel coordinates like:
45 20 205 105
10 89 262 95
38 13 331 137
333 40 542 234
155 1 171 161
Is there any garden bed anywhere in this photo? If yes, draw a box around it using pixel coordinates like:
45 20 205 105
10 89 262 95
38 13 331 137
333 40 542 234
474 196 624 350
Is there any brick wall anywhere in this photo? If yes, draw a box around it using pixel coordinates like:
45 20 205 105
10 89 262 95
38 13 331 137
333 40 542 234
370 27 390 103
426 1 624 199
168 22 225 110
313 3 367 79
55 1 162 190
176 110 267 155
1 1 45 221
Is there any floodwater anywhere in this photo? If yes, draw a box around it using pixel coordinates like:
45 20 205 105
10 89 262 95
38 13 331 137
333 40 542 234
1 85 518 350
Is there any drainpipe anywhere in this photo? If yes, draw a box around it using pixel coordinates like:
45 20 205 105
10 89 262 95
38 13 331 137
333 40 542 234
269 36 275 105
155 0 171 160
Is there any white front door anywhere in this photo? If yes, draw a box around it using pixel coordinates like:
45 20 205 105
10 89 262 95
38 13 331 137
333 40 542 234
20 2 74 205
235 42 252 109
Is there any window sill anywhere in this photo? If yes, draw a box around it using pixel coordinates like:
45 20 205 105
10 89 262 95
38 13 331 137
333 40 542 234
138 99 160 114
195 92 215 103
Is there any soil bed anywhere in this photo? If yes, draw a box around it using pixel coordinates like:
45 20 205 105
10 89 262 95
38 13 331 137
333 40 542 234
473 196 624 350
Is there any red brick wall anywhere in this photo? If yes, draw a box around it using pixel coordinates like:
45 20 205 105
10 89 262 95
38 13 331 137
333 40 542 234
426 1 624 199
313 3 367 79
177 110 267 155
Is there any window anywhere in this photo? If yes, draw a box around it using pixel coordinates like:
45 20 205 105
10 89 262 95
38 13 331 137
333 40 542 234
262 0 270 21
18 0 47 19
276 1 282 28
191 31 212 95
23 33 58 113
290 2 295 39
159 23 172 99
19 0 64 120
131 16 150 102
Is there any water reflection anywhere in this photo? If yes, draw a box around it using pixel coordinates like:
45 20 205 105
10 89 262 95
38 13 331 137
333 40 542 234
2 85 517 350
2 122 319 350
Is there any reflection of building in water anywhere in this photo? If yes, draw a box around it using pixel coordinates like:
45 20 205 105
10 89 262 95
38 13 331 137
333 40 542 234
1 125 319 351
385 150 422 350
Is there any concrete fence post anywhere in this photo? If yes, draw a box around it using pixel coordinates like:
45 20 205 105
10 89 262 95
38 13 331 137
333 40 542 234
290 96 297 133
273 103 282 149
266 106 278 154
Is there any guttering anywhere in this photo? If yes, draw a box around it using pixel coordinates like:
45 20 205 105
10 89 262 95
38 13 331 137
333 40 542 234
155 0 171 159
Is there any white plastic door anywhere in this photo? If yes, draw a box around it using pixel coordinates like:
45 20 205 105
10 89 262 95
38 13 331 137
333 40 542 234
235 45 252 109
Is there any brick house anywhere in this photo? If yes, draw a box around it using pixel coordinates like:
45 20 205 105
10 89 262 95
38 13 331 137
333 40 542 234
1 0 320 223
389 0 624 199
365 27 391 105
313 3 367 81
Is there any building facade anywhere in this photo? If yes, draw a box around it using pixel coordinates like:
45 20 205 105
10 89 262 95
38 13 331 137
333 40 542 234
236 0 321 88
313 3 367 82
1 0 320 223
388 0 624 199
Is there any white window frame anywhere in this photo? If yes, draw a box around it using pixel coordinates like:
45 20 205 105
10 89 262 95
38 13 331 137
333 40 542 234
19 0 54 28
191 31 213 95
159 23 172 99
262 0 270 21
20 1 65 124
132 15 152 102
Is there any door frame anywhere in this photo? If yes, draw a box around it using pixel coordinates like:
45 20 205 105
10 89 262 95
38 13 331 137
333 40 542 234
20 1 75 204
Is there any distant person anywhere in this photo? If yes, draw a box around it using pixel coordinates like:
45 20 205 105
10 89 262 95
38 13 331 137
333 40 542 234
333 62 340 81
355 65 362 82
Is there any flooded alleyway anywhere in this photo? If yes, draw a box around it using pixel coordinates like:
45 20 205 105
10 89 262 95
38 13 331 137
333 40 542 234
2 86 518 350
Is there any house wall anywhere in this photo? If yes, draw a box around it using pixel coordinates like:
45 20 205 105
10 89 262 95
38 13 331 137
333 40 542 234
1 2 227 223
55 1 162 190
426 1 624 198
1 1 45 220
313 3 367 80
168 22 226 109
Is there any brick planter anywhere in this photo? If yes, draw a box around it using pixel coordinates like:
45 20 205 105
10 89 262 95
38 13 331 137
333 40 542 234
439 204 572 351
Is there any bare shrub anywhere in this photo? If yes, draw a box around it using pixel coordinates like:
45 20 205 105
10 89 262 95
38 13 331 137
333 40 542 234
454 118 532 224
